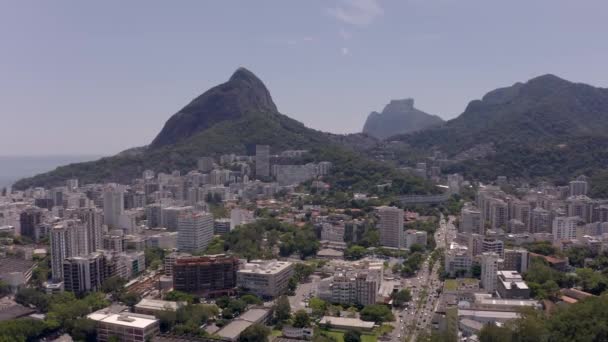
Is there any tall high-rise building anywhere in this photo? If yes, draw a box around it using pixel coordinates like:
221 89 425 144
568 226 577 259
503 249 530 274
569 179 588 197
566 196 593 223
103 185 124 228
460 205 482 234
552 216 580 241
72 207 103 254
19 206 44 241
255 145 270 179
66 178 79 191
50 220 80 281
51 187 65 207
510 200 531 231
489 198 508 230
531 207 552 233
63 252 106 293
481 252 500 294
177 211 214 253
377 206 404 249
481 238 504 258
162 206 193 231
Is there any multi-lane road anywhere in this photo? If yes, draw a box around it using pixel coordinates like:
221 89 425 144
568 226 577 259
391 214 456 341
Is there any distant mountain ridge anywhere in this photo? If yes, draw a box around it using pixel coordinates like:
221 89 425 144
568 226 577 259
13 68 411 192
362 98 443 139
387 74 608 186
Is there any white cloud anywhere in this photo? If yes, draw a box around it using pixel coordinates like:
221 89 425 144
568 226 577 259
341 47 350 55
327 0 384 27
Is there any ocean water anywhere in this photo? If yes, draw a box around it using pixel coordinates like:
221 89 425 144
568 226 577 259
0 155 103 188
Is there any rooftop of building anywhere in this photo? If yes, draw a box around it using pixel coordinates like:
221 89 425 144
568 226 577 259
237 308 270 323
134 298 185 312
318 316 375 329
0 257 35 275
87 310 158 329
238 260 292 274
460 318 484 331
458 309 519 320
0 302 35 321
215 319 253 340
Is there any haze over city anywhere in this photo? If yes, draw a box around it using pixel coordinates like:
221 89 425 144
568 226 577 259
2 0 608 155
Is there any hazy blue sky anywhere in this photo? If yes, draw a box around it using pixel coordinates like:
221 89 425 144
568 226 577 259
2 0 607 155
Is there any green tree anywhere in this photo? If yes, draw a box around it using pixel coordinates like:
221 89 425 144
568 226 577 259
360 304 394 323
164 290 194 304
309 297 327 317
68 318 97 342
15 288 49 312
0 318 47 341
240 294 263 305
293 310 311 328
479 323 513 342
274 295 291 322
391 288 412 307
344 245 367 260
238 323 270 342
101 276 127 298
119 292 141 307
344 330 362 342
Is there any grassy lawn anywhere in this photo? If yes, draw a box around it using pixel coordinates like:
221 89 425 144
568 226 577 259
271 329 282 337
361 335 377 342
444 279 457 291
461 278 478 284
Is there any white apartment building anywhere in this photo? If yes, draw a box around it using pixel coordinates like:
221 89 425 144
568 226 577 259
404 229 427 249
87 309 159 342
460 205 482 234
177 211 214 253
50 220 82 281
445 242 472 277
237 260 294 298
481 252 500 294
552 216 581 241
321 223 345 243
103 185 124 228
230 208 254 230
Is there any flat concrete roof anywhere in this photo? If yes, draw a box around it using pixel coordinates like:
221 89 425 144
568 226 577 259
134 298 183 311
216 319 252 340
318 316 375 329
87 311 158 329
238 308 269 323
458 309 519 320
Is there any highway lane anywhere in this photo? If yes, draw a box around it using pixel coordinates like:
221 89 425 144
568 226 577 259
402 214 455 341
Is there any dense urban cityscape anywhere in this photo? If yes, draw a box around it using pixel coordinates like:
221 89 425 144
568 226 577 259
2 139 608 342
3 2 608 341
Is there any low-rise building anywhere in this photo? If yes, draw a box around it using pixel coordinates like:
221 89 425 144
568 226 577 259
445 242 472 277
318 316 375 332
87 309 160 342
133 299 185 316
496 271 530 299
